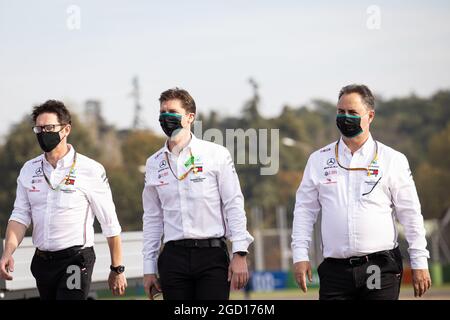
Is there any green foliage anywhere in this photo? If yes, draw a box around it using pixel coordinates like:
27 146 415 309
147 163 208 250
109 130 165 231
415 123 450 218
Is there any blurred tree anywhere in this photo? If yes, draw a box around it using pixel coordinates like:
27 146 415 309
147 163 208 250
120 130 165 171
110 130 165 231
415 123 450 219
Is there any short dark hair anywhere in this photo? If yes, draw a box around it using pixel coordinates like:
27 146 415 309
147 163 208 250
32 100 72 124
338 84 375 110
159 88 196 114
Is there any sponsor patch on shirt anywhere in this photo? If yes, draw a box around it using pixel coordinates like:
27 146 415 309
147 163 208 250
156 181 169 187
65 178 76 186
324 169 338 176
29 185 41 192
158 171 169 179
33 167 44 178
193 166 203 174
160 159 168 168
190 176 206 183
368 168 379 177
323 178 337 184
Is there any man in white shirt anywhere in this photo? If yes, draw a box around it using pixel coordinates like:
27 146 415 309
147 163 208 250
291 84 431 300
142 88 254 300
0 100 127 299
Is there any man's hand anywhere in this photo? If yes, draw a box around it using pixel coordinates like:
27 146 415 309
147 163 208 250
108 271 127 296
0 255 14 280
294 261 312 293
143 274 161 300
412 269 431 298
0 221 27 281
228 254 249 290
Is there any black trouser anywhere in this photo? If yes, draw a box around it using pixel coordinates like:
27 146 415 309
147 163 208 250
158 239 231 300
318 247 403 300
30 246 96 300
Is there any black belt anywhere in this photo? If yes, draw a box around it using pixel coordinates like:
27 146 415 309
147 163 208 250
35 245 86 261
167 238 226 248
325 247 398 267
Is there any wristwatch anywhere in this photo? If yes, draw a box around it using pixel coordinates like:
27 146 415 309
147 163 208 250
110 265 125 274
235 251 248 257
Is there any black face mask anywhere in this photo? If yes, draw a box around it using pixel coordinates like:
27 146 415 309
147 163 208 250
36 131 63 152
336 114 364 138
159 113 183 137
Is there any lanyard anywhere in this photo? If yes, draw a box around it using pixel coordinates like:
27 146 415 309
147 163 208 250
335 139 378 176
165 150 197 181
41 152 77 191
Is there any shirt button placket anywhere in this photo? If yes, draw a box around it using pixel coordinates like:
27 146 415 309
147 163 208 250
177 154 189 238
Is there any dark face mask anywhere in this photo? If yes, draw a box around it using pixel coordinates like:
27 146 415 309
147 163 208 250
336 114 364 138
159 112 183 137
36 131 63 152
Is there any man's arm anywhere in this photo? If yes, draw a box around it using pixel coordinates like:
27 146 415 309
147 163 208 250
291 154 321 293
1 172 32 280
107 235 123 267
87 165 126 295
0 221 27 280
106 235 127 296
391 152 431 297
87 165 122 238
216 148 253 290
142 164 164 300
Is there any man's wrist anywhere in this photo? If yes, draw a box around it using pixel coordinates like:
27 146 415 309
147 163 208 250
233 251 248 258
110 265 125 274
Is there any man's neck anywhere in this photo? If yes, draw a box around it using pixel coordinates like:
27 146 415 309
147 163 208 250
342 132 370 155
168 130 192 156
45 143 70 168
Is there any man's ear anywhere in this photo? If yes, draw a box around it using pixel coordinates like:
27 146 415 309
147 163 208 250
63 124 71 139
368 110 375 124
188 113 196 125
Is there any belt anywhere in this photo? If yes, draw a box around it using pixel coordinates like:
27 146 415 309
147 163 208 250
325 248 398 267
167 238 226 248
35 245 86 261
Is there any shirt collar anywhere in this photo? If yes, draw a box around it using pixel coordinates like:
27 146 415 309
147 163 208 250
338 133 374 157
42 144 76 168
163 132 198 156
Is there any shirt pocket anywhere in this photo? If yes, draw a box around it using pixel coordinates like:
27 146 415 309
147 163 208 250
187 171 208 199
318 174 344 202
57 188 80 209
359 175 387 204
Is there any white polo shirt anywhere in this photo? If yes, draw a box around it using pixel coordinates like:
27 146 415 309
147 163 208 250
9 145 122 251
291 134 429 269
142 134 254 274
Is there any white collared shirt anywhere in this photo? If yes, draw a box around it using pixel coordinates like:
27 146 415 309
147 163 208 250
9 145 122 251
142 134 254 274
291 134 429 269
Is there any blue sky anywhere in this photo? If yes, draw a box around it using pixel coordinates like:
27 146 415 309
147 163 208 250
1 0 449 137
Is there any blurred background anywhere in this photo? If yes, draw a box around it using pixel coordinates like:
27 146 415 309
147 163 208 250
0 0 449 298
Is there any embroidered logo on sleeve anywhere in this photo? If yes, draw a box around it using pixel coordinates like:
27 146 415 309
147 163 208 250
101 172 109 187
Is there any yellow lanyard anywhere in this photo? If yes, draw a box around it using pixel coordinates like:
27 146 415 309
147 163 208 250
165 150 197 181
42 152 77 190
335 139 378 175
